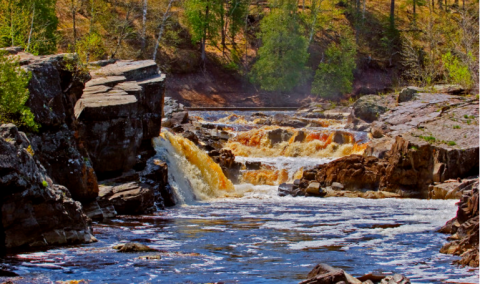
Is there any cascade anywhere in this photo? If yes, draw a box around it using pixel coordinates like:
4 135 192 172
153 131 236 204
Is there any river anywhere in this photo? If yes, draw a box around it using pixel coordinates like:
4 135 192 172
0 111 478 284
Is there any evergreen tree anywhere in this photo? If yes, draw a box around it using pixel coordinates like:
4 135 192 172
311 32 357 98
250 0 309 92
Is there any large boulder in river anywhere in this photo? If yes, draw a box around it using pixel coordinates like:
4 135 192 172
98 182 156 215
0 124 95 252
75 60 166 179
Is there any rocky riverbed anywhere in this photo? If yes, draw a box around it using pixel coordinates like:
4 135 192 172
0 48 478 283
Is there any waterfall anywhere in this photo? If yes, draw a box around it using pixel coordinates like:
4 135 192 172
152 132 236 204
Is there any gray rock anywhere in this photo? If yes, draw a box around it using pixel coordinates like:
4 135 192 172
114 242 158 253
98 182 156 215
331 182 344 190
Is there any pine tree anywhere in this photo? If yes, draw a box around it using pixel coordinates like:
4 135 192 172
250 0 309 92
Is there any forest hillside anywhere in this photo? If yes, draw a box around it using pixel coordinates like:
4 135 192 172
0 0 478 105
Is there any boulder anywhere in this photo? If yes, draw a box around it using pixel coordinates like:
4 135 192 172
313 155 388 192
300 263 362 284
246 161 262 170
75 60 166 179
440 181 479 267
114 242 158 253
379 274 411 284
278 183 296 197
0 124 95 252
267 128 294 145
141 159 175 207
98 182 156 215
352 95 389 123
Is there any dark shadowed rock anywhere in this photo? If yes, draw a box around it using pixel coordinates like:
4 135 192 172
440 181 479 267
75 60 165 178
0 124 95 250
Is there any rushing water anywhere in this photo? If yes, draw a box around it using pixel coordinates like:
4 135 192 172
1 111 478 283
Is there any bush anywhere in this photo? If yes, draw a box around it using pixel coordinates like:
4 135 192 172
0 52 38 131
311 32 356 98
442 52 473 89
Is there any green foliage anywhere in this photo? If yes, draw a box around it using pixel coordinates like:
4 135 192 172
76 32 106 63
453 125 461 129
0 52 39 131
42 180 48 188
184 0 222 44
0 0 58 55
419 135 436 143
447 141 456 146
311 31 356 98
249 0 309 92
442 52 473 89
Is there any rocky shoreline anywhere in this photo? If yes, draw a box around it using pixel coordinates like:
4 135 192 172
0 49 173 253
0 49 477 283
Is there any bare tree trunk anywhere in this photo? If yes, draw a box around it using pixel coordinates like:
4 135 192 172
201 5 210 64
390 0 395 30
438 0 442 10
363 0 366 20
152 0 174 61
26 3 35 53
72 0 77 51
141 0 148 53
111 3 133 59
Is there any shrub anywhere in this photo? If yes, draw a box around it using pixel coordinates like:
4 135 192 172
0 52 38 131
442 52 473 89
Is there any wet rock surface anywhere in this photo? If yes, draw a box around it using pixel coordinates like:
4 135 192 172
0 124 95 251
439 181 479 267
300 263 410 284
113 242 158 253
98 182 156 215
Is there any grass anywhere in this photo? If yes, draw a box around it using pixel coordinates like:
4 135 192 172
409 145 418 150
419 135 436 143
447 141 457 146
453 125 461 129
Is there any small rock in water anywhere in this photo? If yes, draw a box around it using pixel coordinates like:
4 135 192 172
246 161 261 170
138 255 162 260
114 242 158 253
331 182 344 191
380 274 410 284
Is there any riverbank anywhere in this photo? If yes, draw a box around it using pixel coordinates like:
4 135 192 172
0 50 478 283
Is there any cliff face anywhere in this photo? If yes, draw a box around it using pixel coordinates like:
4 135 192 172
0 49 166 252
0 124 95 252
75 60 166 178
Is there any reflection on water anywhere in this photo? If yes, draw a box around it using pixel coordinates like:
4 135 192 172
1 197 478 284
1 111 478 284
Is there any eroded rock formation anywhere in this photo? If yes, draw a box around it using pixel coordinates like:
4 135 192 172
0 124 95 252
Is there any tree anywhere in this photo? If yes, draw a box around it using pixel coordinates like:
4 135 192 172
311 32 357 98
184 0 223 63
0 52 38 131
0 0 58 55
249 0 309 92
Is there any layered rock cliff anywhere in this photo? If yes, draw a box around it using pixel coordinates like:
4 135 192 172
1 49 168 252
